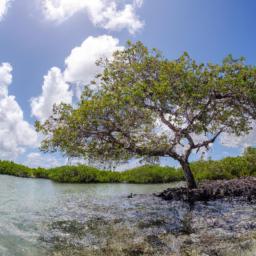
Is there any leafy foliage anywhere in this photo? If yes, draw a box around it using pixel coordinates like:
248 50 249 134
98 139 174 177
35 41 256 188
48 165 122 183
122 165 182 183
189 157 252 181
36 43 256 161
0 161 33 177
244 147 256 174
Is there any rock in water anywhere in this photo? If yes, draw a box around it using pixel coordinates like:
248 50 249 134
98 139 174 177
158 177 256 202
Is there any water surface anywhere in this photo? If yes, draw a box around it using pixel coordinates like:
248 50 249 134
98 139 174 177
0 175 255 256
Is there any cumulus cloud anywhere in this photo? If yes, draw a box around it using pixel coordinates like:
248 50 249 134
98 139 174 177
25 152 64 168
42 0 144 34
64 35 123 96
220 122 256 149
31 67 73 122
0 0 11 21
31 35 123 122
0 63 38 160
0 62 12 97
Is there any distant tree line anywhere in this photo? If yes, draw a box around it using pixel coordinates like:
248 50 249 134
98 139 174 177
0 148 255 183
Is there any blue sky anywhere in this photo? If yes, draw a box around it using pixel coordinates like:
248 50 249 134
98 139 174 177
0 0 255 168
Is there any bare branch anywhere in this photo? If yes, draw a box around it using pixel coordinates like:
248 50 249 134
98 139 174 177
159 111 180 133
193 128 224 152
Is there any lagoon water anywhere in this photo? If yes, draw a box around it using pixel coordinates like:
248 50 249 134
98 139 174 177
0 175 174 256
0 175 256 256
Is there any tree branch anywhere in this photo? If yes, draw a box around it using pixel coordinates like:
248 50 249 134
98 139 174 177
193 128 224 152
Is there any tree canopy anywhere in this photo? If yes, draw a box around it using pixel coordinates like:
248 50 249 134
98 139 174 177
36 41 256 188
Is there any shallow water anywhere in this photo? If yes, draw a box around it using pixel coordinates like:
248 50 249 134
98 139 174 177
0 175 255 256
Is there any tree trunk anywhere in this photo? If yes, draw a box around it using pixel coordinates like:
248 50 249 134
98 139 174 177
180 161 197 189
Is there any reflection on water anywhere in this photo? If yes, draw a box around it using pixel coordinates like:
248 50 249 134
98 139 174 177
0 175 255 256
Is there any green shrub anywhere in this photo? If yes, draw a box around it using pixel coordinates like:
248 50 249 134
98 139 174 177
244 147 256 175
0 161 33 177
188 156 251 181
121 165 184 184
95 170 122 183
32 168 50 179
48 165 100 183
0 147 255 184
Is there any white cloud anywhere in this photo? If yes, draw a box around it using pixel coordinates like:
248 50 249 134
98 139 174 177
25 152 64 168
42 0 144 34
0 62 12 97
64 35 123 96
31 67 73 122
220 122 256 149
0 0 11 21
32 35 122 121
0 63 38 160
